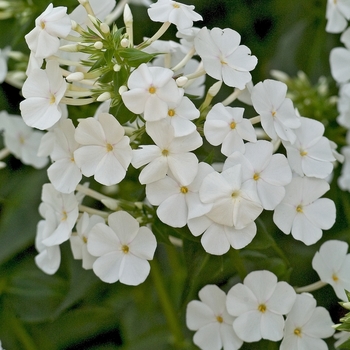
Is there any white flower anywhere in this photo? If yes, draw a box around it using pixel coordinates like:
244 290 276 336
70 212 105 270
330 47 350 84
74 113 133 186
20 60 67 130
47 119 82 193
337 83 350 128
326 0 350 34
188 215 257 255
334 331 350 348
280 293 334 350
146 162 214 227
194 27 257 89
251 79 301 143
35 217 61 275
39 183 79 247
186 284 243 350
132 119 202 185
224 140 292 210
339 146 350 191
25 3 72 58
121 63 183 122
283 117 335 179
226 270 296 342
199 165 263 229
312 240 350 301
0 112 48 168
273 176 336 245
148 0 203 30
87 211 157 285
204 103 257 156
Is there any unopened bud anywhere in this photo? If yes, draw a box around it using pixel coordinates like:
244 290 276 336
119 85 128 95
176 76 188 87
208 80 222 97
94 41 103 49
66 72 85 82
123 3 133 24
87 14 99 26
113 64 121 72
100 22 110 34
101 198 119 210
120 38 129 48
97 92 111 102
342 302 350 310
59 44 81 52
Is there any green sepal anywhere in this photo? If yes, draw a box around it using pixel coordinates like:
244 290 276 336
118 48 158 67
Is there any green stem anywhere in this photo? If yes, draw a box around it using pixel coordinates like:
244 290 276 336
150 258 185 349
8 311 37 350
270 240 291 268
229 248 247 280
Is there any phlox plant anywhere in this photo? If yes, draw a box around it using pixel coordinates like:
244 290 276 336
0 0 350 349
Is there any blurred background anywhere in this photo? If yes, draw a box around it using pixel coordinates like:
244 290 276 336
0 0 347 349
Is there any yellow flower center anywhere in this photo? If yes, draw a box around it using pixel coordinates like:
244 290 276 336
332 273 339 282
49 94 56 104
271 110 276 117
231 191 240 198
296 205 303 213
40 21 46 29
122 245 129 254
230 121 236 129
258 304 266 313
162 149 169 156
149 86 156 94
253 173 260 181
173 2 180 8
61 211 68 222
106 143 113 152
83 236 88 244
168 109 176 117
216 315 223 323
294 328 302 337
180 186 188 194
300 150 308 157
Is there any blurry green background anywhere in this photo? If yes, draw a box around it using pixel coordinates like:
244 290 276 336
0 0 347 349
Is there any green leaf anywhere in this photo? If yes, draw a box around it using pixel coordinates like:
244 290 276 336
118 48 157 67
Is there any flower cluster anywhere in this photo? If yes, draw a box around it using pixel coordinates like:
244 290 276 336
186 271 334 350
0 0 348 349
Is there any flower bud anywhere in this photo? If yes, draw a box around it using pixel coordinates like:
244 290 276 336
97 92 111 102
66 72 85 82
176 76 188 87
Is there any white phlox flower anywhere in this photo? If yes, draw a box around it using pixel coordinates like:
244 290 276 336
283 117 335 179
39 183 79 247
35 216 61 275
0 112 48 168
74 113 133 186
223 140 292 210
132 119 202 185
251 79 301 143
188 215 257 255
226 270 296 342
147 95 199 137
280 293 334 350
182 58 206 98
186 284 243 350
337 83 350 128
199 164 263 229
121 63 183 122
204 103 257 156
87 211 157 285
194 27 257 90
47 119 82 193
70 212 105 270
330 47 350 83
146 162 214 228
312 240 350 301
339 145 350 191
20 60 67 130
273 176 336 245
148 0 203 31
25 3 72 58
326 0 350 34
